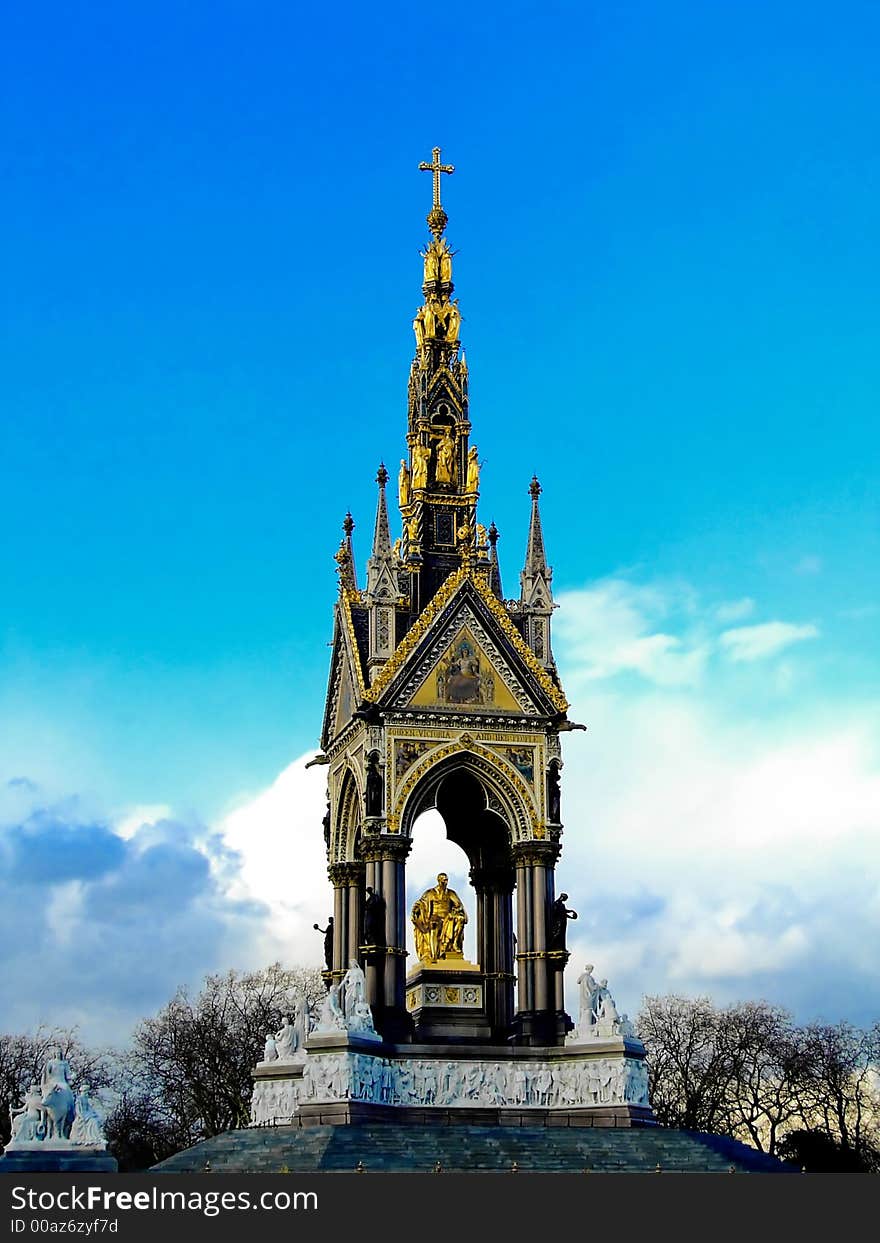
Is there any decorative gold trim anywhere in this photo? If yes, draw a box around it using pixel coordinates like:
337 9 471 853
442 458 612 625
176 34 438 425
393 735 539 837
339 590 367 699
362 566 467 700
362 565 568 713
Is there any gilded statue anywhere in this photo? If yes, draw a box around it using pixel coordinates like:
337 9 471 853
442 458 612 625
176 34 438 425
446 299 461 342
466 445 481 493
411 441 431 491
423 243 441 283
422 300 437 338
435 427 456 485
406 513 420 547
411 873 467 963
398 459 411 508
412 308 425 350
439 239 452 282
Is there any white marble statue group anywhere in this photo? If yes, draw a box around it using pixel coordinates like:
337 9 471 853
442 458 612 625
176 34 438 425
6 1047 107 1152
251 1051 650 1124
570 966 636 1042
261 961 378 1065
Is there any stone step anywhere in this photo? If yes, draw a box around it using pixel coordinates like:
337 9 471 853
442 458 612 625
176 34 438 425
154 1124 797 1174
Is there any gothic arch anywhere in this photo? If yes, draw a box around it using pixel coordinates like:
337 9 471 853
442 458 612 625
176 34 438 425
394 741 539 842
335 765 362 861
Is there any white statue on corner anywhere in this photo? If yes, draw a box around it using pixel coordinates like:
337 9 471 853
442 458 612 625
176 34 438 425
316 981 346 1033
5 1051 107 1153
569 965 636 1043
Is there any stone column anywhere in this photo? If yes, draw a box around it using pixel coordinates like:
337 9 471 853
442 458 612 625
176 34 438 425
512 839 562 1046
360 837 412 1041
471 861 515 1040
344 862 365 966
327 864 351 984
515 855 532 1013
362 855 383 1012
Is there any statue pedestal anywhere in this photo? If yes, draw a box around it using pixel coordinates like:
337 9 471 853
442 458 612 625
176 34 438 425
250 1037 653 1129
0 1145 117 1173
405 961 491 1043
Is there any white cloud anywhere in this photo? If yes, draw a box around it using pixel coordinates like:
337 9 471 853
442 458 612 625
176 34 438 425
114 804 172 840
216 757 331 970
555 580 710 687
719 621 819 663
551 678 880 1024
715 597 755 623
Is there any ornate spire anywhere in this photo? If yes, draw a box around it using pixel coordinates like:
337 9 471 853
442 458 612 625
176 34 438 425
418 145 454 239
371 463 391 558
412 146 462 367
335 512 358 592
524 476 549 577
488 521 503 599
519 474 554 631
402 147 474 614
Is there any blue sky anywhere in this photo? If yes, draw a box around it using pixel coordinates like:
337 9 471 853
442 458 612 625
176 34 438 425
1 2 878 1039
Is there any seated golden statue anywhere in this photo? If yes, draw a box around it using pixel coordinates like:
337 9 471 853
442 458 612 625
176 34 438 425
411 873 467 963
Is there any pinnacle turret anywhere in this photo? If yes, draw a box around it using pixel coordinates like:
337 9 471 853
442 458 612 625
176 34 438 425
334 511 358 593
523 476 549 579
519 477 555 670
370 463 392 559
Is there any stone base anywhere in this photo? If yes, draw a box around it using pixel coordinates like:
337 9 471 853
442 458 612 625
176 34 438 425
405 963 491 1043
0 1147 117 1173
294 1100 653 1128
153 1123 798 1173
250 1037 652 1128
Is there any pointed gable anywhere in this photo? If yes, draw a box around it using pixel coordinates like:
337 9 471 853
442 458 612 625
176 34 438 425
364 567 567 716
320 595 369 748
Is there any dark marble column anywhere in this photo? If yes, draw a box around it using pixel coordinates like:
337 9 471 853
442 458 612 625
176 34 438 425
360 837 412 1041
512 840 564 1046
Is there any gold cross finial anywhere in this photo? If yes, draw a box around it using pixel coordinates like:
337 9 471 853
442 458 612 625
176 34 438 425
419 146 454 210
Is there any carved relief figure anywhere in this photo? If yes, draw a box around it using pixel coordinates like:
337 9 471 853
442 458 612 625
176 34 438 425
411 872 468 963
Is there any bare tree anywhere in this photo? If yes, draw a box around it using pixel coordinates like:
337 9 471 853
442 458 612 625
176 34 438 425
716 1001 806 1155
637 994 736 1132
638 995 880 1171
104 962 323 1166
793 1021 880 1170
